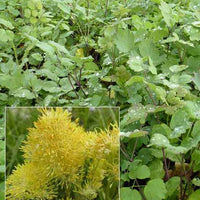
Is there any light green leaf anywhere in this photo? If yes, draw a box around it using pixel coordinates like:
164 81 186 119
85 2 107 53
169 65 188 73
192 178 200 186
31 53 43 61
36 42 55 55
0 18 14 29
48 41 69 54
127 56 143 72
120 130 148 138
170 109 190 130
129 164 150 179
120 188 142 200
144 179 167 200
192 121 200 138
149 57 157 75
188 190 200 200
149 134 170 148
193 72 200 90
159 1 175 27
12 88 35 99
166 177 180 197
148 159 165 179
115 29 134 53
125 76 144 86
58 2 71 14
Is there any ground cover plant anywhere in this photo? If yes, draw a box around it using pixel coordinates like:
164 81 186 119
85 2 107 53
6 107 119 200
0 0 200 199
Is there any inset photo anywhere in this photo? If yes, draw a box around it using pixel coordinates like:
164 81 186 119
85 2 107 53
5 107 120 200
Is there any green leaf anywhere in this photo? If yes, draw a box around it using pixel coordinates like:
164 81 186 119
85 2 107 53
36 42 55 55
149 134 170 148
189 27 200 41
48 41 69 54
120 188 142 200
192 178 200 186
148 159 164 179
166 177 180 197
36 69 59 82
12 88 35 99
41 81 60 93
193 72 200 90
129 164 150 179
169 65 188 73
125 76 144 86
0 165 5 173
127 56 144 72
139 39 163 66
0 18 14 29
58 2 71 14
188 190 200 200
170 108 190 132
149 57 157 75
192 120 200 138
152 123 172 138
144 179 167 200
166 145 187 154
31 53 43 61
115 29 134 53
120 130 148 138
159 1 176 27
191 150 200 172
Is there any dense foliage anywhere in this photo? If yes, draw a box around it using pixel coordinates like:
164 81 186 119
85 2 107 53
0 0 200 199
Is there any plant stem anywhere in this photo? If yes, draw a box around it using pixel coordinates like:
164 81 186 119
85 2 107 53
120 143 130 160
135 179 147 200
145 86 161 124
130 138 138 162
104 0 109 17
180 155 184 200
68 75 79 98
12 42 19 66
162 147 169 180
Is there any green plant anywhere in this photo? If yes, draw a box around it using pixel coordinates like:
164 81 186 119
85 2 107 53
0 0 200 199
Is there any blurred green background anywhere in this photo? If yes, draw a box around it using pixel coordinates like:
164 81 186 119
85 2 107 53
6 107 119 177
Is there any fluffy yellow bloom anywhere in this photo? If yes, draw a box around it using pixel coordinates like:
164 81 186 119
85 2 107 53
6 162 55 200
6 108 119 200
22 108 88 178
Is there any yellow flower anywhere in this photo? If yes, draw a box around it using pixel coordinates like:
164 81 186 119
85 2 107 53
6 162 56 200
22 108 88 178
6 108 119 200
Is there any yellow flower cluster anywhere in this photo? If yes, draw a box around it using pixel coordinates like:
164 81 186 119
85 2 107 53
6 108 119 200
